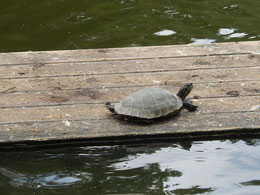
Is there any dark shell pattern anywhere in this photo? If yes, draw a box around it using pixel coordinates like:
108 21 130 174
114 87 183 119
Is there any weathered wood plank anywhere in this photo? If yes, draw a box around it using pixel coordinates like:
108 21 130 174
0 111 259 144
0 96 259 124
0 54 259 79
0 41 260 65
1 67 260 93
0 41 260 149
0 81 260 108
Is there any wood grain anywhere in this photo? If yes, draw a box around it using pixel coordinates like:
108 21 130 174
0 41 260 149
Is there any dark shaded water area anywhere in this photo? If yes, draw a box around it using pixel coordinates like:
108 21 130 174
0 0 260 52
1 139 260 194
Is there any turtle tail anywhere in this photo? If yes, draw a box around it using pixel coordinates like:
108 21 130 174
105 102 115 113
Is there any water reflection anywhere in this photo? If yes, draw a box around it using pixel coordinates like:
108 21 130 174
1 0 260 52
226 32 247 39
190 38 216 45
154 29 176 36
0 139 260 194
0 167 88 188
218 28 236 35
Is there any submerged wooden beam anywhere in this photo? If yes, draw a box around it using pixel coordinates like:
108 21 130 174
0 41 260 150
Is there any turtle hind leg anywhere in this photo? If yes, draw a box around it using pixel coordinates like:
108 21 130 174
105 102 116 113
183 99 198 112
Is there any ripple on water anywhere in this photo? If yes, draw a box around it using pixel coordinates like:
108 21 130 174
112 140 260 194
1 140 260 194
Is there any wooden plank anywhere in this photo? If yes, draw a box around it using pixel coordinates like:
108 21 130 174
0 112 259 144
0 96 260 124
0 41 260 149
0 41 260 65
1 66 260 93
0 81 260 108
0 54 260 79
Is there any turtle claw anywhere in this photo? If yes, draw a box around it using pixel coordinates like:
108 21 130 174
183 99 198 112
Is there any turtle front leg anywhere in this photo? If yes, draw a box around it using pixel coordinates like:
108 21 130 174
183 99 198 112
105 102 116 113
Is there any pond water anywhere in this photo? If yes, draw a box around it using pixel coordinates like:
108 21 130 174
1 139 260 194
1 0 260 194
0 0 260 52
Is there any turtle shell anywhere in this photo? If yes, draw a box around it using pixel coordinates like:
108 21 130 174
114 87 183 119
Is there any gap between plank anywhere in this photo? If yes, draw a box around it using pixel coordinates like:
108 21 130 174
0 64 260 80
0 94 260 109
1 79 260 94
0 52 253 66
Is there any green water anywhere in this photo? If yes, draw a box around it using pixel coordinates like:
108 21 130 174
0 0 260 52
1 1 260 194
1 139 260 194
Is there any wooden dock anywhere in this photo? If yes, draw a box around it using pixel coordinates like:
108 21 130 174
0 41 260 150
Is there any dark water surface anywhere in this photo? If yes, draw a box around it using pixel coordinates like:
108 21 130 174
1 139 260 194
0 0 260 52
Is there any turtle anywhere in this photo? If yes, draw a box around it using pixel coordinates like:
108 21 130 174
105 83 197 122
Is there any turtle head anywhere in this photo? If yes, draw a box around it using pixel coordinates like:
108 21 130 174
105 102 115 113
177 83 193 100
